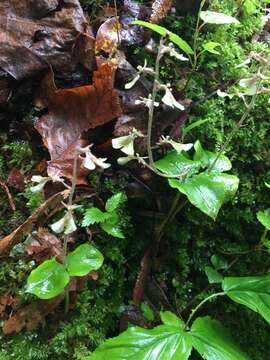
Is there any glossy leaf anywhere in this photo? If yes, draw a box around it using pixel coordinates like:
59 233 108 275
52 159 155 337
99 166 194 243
169 173 239 219
87 325 192 360
205 266 223 284
194 141 232 172
191 317 249 359
155 151 200 177
101 213 125 239
203 41 222 55
131 20 194 55
211 254 228 270
160 311 184 328
105 192 126 213
67 243 104 277
26 258 69 300
222 275 270 324
82 208 110 227
257 209 270 230
141 303 155 321
200 11 239 25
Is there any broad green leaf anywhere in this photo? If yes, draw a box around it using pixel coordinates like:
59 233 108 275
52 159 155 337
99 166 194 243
87 325 192 360
205 266 223 284
169 173 239 219
141 303 155 321
82 208 110 227
160 311 184 328
101 213 125 239
155 151 201 176
194 140 232 172
211 254 228 270
202 41 222 55
265 182 270 189
191 317 249 360
257 209 270 230
183 119 210 136
200 11 240 25
222 275 270 324
67 243 104 277
131 20 194 55
105 192 126 213
26 258 69 300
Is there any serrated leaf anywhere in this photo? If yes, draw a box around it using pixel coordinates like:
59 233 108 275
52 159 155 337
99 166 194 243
205 266 223 284
202 41 222 55
155 151 201 177
200 11 240 25
257 209 270 230
87 325 192 360
194 140 232 172
67 243 104 276
26 258 69 299
169 173 239 219
191 317 249 360
101 213 125 239
82 208 110 227
131 20 194 55
141 303 155 322
160 311 184 328
222 275 270 325
105 192 126 212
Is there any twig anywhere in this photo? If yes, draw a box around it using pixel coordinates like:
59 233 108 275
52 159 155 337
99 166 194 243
0 177 16 211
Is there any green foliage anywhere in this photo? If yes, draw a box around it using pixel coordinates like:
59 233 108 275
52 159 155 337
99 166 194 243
2 141 37 171
200 11 239 25
257 209 270 230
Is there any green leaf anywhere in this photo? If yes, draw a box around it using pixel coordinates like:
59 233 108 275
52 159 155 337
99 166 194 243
26 258 69 299
194 140 232 172
87 325 192 360
105 192 126 213
200 11 240 25
191 317 250 360
155 151 200 177
183 119 210 136
222 274 270 325
211 254 228 270
257 209 270 230
160 311 184 328
169 173 239 219
205 266 223 284
67 243 104 277
141 303 155 322
202 41 222 55
82 208 110 227
101 213 125 239
131 20 194 55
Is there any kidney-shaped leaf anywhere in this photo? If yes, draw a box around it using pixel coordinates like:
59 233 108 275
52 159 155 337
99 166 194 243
257 209 270 230
26 258 69 300
169 173 239 219
87 325 192 360
191 317 250 360
222 275 270 324
131 20 194 55
155 151 200 177
194 141 232 172
200 11 239 25
67 243 104 277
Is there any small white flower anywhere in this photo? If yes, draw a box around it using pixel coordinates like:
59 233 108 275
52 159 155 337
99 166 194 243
161 43 189 61
217 89 234 99
112 128 144 156
159 135 193 153
30 175 50 193
50 211 77 234
135 95 159 109
125 60 155 89
117 155 137 165
162 87 185 110
79 145 111 170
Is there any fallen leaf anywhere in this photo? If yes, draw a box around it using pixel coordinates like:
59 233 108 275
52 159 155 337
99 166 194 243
34 62 122 183
150 0 173 23
7 168 25 192
0 292 15 319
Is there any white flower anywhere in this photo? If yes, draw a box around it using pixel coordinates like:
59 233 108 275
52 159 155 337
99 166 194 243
159 136 193 153
117 155 137 165
162 87 185 110
161 43 189 61
50 211 77 234
79 145 111 170
112 128 144 156
217 89 233 99
30 175 50 193
135 95 159 109
125 60 155 89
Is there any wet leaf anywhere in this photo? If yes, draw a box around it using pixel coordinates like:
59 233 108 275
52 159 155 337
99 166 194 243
160 311 184 328
155 151 200 176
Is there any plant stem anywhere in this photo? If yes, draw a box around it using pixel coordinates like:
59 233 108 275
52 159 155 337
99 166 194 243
185 292 225 328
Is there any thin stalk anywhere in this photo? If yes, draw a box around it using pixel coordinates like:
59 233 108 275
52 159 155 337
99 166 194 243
185 292 225 328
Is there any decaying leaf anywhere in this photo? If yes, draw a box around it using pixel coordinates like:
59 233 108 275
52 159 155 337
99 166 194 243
7 168 25 192
150 0 173 23
26 228 62 262
0 190 69 254
0 292 15 319
34 62 122 183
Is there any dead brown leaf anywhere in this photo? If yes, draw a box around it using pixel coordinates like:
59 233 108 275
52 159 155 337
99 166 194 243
150 0 173 23
0 292 15 319
7 168 25 192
